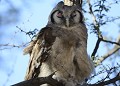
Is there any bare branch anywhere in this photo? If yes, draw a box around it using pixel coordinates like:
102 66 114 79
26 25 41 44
12 73 64 86
16 26 38 40
12 72 120 86
92 35 120 60
87 0 103 60
102 39 120 46
90 72 120 86
94 35 120 66
87 0 99 30
0 43 28 50
88 0 120 60
91 38 101 60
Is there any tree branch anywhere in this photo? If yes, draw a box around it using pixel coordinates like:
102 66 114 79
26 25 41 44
87 0 103 60
12 73 64 86
89 72 120 86
12 72 120 86
91 38 101 60
101 37 120 46
94 34 120 66
87 0 99 30
64 0 82 6
0 43 28 50
88 0 120 61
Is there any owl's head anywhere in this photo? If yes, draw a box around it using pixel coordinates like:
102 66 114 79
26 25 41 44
48 1 84 27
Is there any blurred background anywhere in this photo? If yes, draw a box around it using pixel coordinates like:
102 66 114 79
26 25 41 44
0 0 120 86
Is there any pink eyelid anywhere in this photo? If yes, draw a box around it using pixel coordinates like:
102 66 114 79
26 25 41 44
57 12 63 18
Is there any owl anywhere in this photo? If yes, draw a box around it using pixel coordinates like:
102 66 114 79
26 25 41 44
23 1 94 86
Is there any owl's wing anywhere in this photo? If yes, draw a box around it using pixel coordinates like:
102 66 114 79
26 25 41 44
23 27 56 80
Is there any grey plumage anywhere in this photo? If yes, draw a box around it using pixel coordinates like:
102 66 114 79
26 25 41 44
24 1 94 86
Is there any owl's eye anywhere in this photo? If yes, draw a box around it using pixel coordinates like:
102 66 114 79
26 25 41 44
57 11 63 18
71 11 77 18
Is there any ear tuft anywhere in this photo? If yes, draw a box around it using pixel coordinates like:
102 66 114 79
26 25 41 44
56 1 64 8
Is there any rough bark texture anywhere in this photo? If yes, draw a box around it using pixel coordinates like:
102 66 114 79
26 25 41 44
64 0 82 6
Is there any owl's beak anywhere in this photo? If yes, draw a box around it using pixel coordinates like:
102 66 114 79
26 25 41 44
66 18 69 27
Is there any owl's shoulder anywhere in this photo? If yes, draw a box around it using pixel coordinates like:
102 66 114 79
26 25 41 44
23 26 56 55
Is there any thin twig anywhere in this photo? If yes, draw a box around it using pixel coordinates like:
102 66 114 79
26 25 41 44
0 43 28 49
102 38 120 46
87 0 99 30
89 72 120 86
94 35 120 66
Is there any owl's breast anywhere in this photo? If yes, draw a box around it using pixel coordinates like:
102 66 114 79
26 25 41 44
48 36 94 84
49 37 76 79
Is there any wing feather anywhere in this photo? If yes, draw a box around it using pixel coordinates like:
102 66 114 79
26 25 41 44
24 27 56 80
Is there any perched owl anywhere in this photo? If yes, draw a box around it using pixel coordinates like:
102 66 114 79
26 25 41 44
23 1 94 86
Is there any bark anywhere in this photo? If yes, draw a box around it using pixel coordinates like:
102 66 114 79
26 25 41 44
64 0 82 6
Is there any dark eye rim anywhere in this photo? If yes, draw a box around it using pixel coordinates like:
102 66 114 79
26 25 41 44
71 10 83 17
71 10 84 23
77 10 84 23
71 11 77 18
71 13 76 18
51 10 63 23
